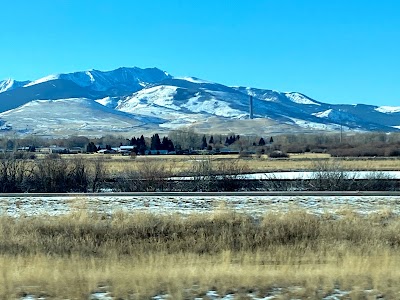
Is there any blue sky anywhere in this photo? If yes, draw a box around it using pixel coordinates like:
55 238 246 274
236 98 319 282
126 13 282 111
1 0 399 106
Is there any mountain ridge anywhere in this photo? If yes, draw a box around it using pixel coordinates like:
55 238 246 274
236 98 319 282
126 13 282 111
0 67 399 137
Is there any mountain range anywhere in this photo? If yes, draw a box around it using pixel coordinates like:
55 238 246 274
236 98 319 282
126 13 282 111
0 67 399 137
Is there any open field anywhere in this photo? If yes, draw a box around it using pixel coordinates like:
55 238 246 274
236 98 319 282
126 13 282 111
2 197 400 298
72 153 400 175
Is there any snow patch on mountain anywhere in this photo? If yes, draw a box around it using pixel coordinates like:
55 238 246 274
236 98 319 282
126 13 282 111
375 106 400 114
24 75 60 87
177 77 212 84
313 109 333 118
0 79 16 93
118 85 180 112
0 79 31 93
289 117 340 131
116 85 198 128
250 91 279 102
232 87 279 102
95 96 122 108
183 95 245 118
285 92 320 105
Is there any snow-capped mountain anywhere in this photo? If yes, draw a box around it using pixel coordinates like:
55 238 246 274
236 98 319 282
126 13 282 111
24 67 171 93
0 67 399 137
0 79 31 93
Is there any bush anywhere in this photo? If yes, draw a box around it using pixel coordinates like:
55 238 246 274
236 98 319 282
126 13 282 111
268 151 289 159
308 160 357 191
0 155 31 192
26 156 90 192
386 147 400 157
116 160 172 192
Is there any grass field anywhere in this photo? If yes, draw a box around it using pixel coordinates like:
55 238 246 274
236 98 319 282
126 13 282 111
2 207 400 299
82 153 400 176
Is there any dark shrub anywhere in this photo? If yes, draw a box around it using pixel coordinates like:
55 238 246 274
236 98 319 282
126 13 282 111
268 151 289 158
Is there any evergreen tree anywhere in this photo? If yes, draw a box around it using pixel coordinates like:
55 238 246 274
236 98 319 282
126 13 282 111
138 135 146 147
270 136 274 143
130 137 137 146
259 138 266 146
161 136 175 152
161 136 168 150
151 134 161 150
86 142 97 153
167 138 175 152
138 135 147 155
201 135 208 149
209 135 214 144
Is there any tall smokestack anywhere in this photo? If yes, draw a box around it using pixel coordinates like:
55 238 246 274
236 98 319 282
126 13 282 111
249 95 254 119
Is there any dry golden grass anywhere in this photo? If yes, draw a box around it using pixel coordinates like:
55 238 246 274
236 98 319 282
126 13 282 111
1 207 400 298
2 251 400 299
81 153 400 175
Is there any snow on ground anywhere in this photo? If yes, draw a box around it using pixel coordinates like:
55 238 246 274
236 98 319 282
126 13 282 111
24 74 60 87
171 171 400 181
22 286 366 300
285 92 320 105
177 76 213 84
313 109 332 118
288 117 340 131
375 106 400 114
0 78 15 93
95 96 121 108
119 85 180 112
241 171 400 180
183 95 244 118
3 195 400 218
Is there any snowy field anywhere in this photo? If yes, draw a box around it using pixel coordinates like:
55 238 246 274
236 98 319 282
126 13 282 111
2 194 400 218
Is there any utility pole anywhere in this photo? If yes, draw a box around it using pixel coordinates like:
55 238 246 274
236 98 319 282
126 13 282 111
339 109 343 143
249 95 253 119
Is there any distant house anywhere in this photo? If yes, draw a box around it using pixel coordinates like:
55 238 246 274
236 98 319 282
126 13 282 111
49 146 70 154
146 150 169 155
119 146 136 151
217 148 240 154
17 146 35 152
70 147 83 154
36 146 69 154
97 149 117 154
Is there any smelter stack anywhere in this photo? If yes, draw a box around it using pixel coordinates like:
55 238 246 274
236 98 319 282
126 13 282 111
249 95 254 119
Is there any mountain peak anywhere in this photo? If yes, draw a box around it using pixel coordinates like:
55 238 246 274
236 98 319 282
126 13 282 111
18 67 172 94
0 78 31 93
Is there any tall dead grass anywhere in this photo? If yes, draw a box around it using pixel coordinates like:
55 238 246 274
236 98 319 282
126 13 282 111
1 207 400 298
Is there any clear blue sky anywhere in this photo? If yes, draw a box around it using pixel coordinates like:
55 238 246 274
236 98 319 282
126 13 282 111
1 0 399 106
